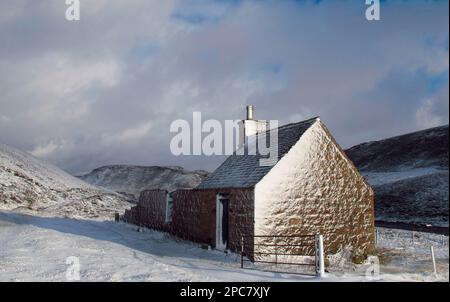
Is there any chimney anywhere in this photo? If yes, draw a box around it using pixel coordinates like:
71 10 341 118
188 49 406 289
239 105 268 147
246 105 255 120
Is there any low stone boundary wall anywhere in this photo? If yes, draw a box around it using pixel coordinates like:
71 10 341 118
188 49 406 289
122 189 169 232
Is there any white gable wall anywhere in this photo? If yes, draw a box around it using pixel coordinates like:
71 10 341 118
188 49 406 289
254 119 375 257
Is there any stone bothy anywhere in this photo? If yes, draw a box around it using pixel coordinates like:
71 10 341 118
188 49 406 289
122 116 376 259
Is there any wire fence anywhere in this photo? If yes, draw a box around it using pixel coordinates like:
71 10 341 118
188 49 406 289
376 227 449 248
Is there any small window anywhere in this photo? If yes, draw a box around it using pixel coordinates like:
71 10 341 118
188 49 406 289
165 194 173 224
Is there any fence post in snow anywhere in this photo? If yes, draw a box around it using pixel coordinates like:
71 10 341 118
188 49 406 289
412 231 415 244
315 234 325 277
430 246 437 275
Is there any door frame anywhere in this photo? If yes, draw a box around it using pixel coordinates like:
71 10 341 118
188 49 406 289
215 194 229 251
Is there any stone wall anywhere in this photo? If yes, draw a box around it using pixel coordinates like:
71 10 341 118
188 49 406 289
138 189 169 232
121 187 255 256
170 188 254 256
121 189 169 232
226 189 255 255
122 206 138 225
170 189 217 246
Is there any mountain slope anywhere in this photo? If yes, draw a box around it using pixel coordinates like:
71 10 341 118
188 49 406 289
0 144 131 219
77 165 209 200
347 125 448 172
346 125 449 227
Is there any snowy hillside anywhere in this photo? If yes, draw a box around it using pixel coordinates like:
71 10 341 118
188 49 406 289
346 125 449 228
77 165 209 200
0 144 132 219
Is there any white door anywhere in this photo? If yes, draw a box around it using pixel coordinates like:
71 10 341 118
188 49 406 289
216 194 229 251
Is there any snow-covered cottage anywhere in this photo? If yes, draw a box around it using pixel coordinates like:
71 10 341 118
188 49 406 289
123 108 376 260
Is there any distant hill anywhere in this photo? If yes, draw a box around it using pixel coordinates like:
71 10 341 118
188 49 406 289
346 125 449 228
0 144 131 219
77 165 209 201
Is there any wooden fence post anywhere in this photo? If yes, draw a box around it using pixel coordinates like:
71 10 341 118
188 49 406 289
430 246 437 275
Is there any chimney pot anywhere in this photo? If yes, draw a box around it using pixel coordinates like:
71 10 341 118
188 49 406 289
246 105 255 120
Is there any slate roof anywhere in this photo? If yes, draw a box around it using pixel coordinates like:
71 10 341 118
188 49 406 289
197 117 319 189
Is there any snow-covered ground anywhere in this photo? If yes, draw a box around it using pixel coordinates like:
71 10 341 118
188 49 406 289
0 144 93 190
0 211 447 282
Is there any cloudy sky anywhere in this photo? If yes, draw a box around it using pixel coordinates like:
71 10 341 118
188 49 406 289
0 0 448 174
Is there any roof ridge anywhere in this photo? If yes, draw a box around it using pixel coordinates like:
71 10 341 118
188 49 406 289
244 116 319 141
268 116 320 132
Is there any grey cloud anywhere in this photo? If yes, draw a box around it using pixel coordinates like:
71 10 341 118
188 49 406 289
0 0 448 174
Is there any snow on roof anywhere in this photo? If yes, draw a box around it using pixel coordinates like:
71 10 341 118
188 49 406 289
197 117 319 189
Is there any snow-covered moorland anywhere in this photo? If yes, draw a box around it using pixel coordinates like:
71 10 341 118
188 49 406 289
346 125 449 228
0 144 132 219
0 211 447 282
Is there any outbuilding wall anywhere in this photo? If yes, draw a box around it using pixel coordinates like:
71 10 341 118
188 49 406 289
121 188 255 255
170 189 217 246
122 189 169 232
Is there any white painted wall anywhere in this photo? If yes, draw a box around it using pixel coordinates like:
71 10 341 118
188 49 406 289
254 119 375 256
